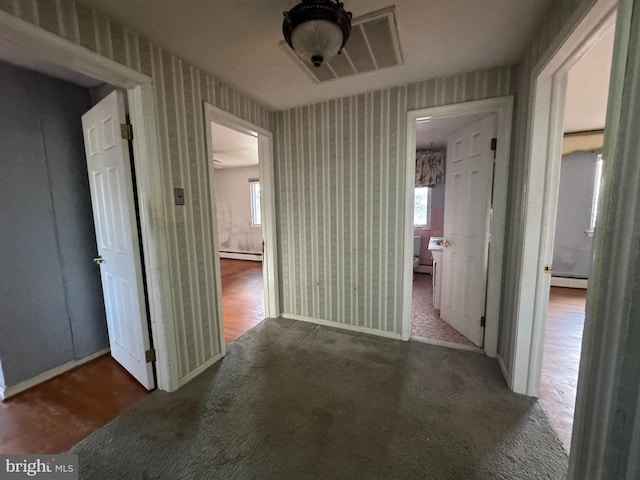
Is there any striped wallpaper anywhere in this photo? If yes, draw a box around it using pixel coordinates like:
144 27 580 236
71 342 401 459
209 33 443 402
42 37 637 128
0 0 272 383
273 66 515 335
498 0 595 377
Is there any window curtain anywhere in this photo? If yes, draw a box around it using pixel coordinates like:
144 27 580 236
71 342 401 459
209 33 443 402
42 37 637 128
415 149 445 187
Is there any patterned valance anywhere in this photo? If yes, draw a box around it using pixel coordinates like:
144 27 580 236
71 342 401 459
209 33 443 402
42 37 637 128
416 149 445 187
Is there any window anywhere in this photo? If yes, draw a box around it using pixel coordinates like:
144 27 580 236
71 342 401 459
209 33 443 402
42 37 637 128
587 154 604 236
249 180 261 227
414 187 431 228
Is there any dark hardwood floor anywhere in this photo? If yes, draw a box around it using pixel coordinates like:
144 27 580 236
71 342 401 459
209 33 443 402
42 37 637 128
0 355 148 454
539 286 587 452
0 258 265 454
220 258 265 343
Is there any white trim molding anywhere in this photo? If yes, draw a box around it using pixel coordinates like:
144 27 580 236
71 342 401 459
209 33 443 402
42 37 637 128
402 96 514 364
0 10 179 392
283 314 403 340
1 349 110 401
410 336 484 354
204 103 280 360
511 0 617 396
551 276 589 289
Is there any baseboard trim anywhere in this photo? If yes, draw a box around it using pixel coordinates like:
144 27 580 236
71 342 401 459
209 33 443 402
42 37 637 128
410 335 483 353
550 276 588 289
1 348 110 401
282 314 403 340
178 352 224 388
219 252 262 262
497 353 511 390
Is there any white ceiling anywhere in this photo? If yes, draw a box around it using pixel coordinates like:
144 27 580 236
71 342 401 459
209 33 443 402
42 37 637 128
563 27 614 133
78 0 554 110
416 112 488 149
211 122 258 169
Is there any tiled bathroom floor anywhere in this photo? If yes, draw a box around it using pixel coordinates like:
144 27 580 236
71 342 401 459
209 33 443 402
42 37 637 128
411 273 475 347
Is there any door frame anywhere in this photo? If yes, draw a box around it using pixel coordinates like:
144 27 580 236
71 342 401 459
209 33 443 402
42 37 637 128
510 0 616 396
203 103 280 356
402 96 514 360
0 11 179 391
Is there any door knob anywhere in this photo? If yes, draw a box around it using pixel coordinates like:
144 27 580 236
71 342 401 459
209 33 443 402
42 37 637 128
93 256 105 264
441 240 451 248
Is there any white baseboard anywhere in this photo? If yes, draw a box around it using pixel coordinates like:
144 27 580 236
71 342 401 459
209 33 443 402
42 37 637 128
178 351 224 388
410 335 483 353
219 252 262 261
550 276 588 289
282 313 403 340
497 353 511 390
1 348 110 401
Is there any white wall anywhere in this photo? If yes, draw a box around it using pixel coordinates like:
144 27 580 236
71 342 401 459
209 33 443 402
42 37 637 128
214 166 262 254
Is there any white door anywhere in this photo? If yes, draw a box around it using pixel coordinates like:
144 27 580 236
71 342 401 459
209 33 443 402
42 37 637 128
81 91 155 389
440 114 497 347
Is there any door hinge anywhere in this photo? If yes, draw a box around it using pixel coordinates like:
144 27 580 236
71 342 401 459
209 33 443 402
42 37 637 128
120 123 133 141
544 264 553 274
490 137 497 159
145 348 156 363
480 316 486 327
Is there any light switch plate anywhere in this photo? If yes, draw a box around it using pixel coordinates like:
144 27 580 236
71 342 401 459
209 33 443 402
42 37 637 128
174 188 185 206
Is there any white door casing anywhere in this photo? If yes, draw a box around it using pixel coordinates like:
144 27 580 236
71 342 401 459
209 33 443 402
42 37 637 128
440 114 497 347
82 90 155 390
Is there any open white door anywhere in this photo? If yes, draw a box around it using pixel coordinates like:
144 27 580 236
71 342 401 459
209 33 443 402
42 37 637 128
82 91 155 390
440 114 497 347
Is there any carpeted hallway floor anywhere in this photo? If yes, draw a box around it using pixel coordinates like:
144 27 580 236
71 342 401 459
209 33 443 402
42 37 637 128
71 318 567 479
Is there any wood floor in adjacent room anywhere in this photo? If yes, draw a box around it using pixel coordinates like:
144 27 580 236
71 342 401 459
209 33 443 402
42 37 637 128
0 258 265 454
539 286 586 452
220 258 265 343
0 355 148 455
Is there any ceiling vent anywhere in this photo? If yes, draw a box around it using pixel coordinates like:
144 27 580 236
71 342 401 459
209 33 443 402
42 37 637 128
281 6 404 83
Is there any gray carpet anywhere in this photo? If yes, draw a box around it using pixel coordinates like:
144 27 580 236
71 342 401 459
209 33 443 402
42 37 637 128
70 318 568 479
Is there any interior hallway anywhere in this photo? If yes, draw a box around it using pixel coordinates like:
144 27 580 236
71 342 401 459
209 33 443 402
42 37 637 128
539 286 586 452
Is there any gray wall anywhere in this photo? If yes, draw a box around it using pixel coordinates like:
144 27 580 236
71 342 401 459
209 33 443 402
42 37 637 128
0 60 108 389
552 151 598 278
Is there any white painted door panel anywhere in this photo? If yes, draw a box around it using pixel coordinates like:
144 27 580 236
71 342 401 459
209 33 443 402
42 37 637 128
82 91 155 390
440 114 497 347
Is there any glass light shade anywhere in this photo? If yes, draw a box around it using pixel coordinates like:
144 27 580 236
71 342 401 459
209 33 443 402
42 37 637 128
290 19 344 66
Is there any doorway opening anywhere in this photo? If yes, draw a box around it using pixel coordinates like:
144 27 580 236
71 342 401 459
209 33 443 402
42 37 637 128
508 0 617 400
209 121 265 343
409 112 494 352
204 104 279 352
536 21 614 453
0 52 153 453
402 97 513 363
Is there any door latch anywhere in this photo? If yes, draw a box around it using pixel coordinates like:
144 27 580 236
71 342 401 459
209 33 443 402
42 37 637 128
544 264 553 274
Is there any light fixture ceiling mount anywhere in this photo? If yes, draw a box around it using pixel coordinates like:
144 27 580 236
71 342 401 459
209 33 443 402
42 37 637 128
283 0 352 68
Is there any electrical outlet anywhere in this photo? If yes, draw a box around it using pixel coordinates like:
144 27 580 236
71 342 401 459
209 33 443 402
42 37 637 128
174 188 185 206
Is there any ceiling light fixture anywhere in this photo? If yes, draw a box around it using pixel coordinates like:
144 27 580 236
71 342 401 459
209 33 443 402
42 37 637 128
283 0 352 68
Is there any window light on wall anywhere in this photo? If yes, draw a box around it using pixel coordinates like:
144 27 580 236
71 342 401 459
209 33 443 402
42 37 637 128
586 154 604 237
249 180 261 227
